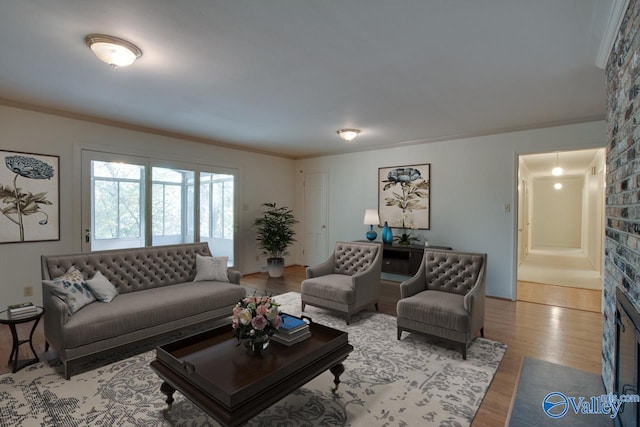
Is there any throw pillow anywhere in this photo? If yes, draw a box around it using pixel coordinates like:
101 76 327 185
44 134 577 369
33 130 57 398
86 271 118 302
193 254 229 282
43 266 95 315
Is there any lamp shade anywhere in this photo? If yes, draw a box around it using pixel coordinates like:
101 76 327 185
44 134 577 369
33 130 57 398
363 209 380 225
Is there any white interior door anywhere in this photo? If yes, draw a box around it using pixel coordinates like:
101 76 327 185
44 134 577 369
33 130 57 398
303 171 328 266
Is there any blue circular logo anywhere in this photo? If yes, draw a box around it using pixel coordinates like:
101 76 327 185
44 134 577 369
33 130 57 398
542 392 569 418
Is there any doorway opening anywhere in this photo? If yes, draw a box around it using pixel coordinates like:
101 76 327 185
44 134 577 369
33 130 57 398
516 148 605 312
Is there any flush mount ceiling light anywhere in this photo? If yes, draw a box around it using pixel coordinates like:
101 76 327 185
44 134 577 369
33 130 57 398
84 34 142 68
554 182 563 190
337 129 361 141
551 152 563 176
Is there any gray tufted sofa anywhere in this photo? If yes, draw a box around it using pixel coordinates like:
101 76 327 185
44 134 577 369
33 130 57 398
396 248 487 359
301 241 382 324
41 242 246 379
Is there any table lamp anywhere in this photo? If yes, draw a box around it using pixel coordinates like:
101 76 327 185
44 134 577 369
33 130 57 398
363 209 380 241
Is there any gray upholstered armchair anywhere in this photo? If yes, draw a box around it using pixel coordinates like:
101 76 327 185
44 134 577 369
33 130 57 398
301 241 382 324
396 248 487 359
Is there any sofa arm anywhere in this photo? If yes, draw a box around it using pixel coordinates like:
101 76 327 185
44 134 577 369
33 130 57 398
227 269 242 284
41 282 69 352
306 255 335 278
399 261 427 299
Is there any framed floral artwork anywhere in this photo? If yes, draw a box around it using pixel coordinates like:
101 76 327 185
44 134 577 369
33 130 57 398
0 150 60 243
378 164 430 230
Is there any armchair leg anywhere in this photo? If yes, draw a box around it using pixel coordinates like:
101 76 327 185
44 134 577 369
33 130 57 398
480 327 484 338
374 303 379 312
345 313 351 325
301 301 306 312
461 344 467 360
45 341 49 352
397 327 403 340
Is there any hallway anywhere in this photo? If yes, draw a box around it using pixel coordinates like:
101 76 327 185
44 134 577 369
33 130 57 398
517 247 601 290
517 248 602 312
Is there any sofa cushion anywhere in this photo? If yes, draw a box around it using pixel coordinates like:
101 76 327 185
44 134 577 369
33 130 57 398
397 290 470 332
301 274 354 305
43 267 96 315
193 255 229 282
333 243 378 275
86 271 118 302
425 252 483 295
61 281 246 349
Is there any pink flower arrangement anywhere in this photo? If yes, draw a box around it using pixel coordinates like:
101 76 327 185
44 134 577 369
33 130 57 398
232 295 281 347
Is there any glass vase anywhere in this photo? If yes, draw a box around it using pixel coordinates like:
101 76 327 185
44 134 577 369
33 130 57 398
382 221 393 244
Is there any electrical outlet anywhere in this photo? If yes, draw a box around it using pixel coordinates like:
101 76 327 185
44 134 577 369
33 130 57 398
24 286 33 297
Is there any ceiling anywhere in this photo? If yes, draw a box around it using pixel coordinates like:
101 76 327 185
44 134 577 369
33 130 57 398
520 148 603 177
0 1 616 159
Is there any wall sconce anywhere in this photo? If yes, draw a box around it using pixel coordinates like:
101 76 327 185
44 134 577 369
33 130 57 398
363 209 380 241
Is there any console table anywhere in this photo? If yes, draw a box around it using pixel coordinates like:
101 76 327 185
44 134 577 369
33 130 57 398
381 244 452 276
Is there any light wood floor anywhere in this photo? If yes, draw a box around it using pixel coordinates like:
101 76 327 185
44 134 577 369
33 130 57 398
517 280 602 312
0 266 603 427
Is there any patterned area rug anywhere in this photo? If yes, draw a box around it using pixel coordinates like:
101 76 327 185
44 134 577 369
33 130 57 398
0 292 506 426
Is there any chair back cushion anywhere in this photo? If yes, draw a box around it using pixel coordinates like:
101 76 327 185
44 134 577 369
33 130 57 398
425 251 484 295
333 242 379 275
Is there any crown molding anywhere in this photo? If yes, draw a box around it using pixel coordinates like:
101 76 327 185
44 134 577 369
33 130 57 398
596 0 630 69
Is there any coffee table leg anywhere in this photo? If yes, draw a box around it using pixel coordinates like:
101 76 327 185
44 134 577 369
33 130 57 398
160 382 176 409
330 363 345 393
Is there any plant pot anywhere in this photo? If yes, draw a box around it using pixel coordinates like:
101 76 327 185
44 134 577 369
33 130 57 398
267 257 285 278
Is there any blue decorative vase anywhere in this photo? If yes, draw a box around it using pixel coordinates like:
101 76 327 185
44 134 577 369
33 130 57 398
382 221 393 244
366 225 377 241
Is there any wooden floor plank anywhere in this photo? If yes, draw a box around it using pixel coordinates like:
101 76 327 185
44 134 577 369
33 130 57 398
0 265 603 427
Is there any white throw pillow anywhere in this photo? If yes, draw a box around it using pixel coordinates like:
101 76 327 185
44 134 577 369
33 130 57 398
43 266 96 315
194 255 229 282
86 271 118 302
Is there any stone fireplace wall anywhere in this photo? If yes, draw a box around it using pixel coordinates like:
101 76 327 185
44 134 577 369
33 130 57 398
604 0 640 394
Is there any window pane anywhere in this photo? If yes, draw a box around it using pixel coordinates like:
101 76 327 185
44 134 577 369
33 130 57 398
94 180 118 239
91 160 144 250
151 167 194 244
93 161 142 179
153 167 183 183
118 182 141 238
164 185 182 235
223 180 234 239
200 172 234 266
200 182 210 237
152 183 164 236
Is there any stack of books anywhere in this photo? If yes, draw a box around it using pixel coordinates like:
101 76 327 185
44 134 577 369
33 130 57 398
272 313 311 346
7 302 37 319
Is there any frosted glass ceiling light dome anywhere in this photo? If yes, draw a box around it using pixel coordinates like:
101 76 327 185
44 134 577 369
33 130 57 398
554 182 563 190
551 152 563 176
337 129 361 141
85 34 142 68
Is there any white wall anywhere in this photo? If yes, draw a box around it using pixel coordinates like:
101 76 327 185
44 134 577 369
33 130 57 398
584 149 606 270
0 105 296 307
295 121 606 299
531 176 584 248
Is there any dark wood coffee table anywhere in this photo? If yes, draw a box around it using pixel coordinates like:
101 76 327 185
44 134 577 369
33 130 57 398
150 321 353 427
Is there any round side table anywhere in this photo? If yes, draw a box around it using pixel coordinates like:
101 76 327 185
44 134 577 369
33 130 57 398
0 306 45 373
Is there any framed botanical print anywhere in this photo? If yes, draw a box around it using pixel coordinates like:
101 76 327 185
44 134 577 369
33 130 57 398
378 163 430 230
0 150 60 243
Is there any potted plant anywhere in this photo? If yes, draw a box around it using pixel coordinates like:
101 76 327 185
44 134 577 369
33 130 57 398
253 202 298 277
394 229 419 246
